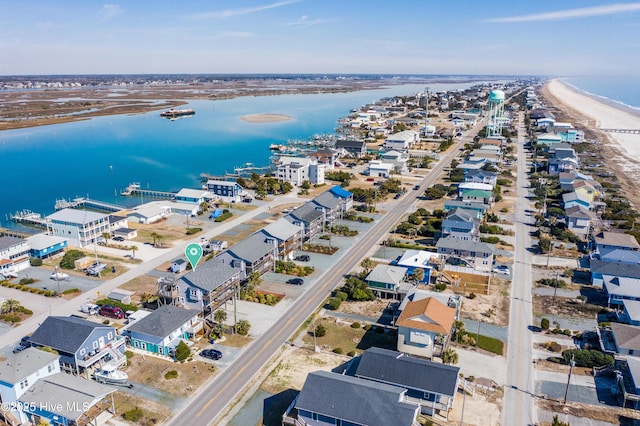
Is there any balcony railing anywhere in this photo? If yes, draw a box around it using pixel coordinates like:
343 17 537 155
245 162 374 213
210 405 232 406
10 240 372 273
77 336 126 368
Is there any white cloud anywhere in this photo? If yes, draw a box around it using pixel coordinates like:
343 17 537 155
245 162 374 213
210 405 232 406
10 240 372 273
286 15 325 27
485 2 640 23
188 0 299 20
100 4 123 21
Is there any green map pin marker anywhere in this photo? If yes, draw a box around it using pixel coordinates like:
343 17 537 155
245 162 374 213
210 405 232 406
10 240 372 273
185 243 203 271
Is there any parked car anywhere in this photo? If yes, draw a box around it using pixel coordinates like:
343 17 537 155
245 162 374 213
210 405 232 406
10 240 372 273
13 344 28 354
493 265 510 275
113 236 125 242
413 185 420 190
295 255 310 262
200 349 223 360
287 278 304 285
98 305 125 319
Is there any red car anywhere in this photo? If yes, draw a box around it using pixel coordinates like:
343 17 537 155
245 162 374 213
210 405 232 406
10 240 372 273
99 305 124 319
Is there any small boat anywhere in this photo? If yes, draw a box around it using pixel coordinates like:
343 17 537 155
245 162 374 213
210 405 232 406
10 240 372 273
94 363 132 387
160 108 195 118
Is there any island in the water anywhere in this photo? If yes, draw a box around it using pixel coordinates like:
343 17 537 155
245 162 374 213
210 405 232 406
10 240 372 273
240 113 293 123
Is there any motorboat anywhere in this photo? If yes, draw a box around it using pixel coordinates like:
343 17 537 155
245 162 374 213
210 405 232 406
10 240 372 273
94 363 132 387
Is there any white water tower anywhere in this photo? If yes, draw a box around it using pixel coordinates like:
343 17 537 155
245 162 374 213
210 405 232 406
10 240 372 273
486 89 505 137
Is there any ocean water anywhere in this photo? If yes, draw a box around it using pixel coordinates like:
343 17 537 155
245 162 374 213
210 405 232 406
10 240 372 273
0 80 494 225
564 76 640 110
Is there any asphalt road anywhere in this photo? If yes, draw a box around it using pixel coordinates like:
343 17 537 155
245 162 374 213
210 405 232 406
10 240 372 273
503 111 536 425
166 121 487 426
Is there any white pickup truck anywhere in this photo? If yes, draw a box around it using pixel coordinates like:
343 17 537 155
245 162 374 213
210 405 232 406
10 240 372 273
80 303 99 315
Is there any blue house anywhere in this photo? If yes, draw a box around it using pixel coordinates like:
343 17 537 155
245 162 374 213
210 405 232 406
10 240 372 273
125 305 203 357
28 316 125 374
26 234 67 259
174 188 212 205
205 179 243 203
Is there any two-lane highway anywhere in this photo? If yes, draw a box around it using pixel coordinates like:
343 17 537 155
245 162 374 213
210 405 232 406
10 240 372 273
168 121 486 426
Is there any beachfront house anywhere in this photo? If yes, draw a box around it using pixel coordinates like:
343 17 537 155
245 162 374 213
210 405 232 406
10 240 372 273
27 316 126 374
276 156 325 186
284 371 420 426
205 180 244 203
127 201 172 224
0 236 30 276
355 347 460 420
46 208 110 248
365 264 410 300
435 236 494 272
395 297 457 360
565 205 595 239
124 305 204 357
226 232 278 276
0 348 116 426
174 188 213 205
253 218 304 260
536 133 563 146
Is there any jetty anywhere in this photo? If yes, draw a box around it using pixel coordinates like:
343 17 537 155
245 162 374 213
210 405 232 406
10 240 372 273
9 210 48 228
120 183 175 200
54 197 123 213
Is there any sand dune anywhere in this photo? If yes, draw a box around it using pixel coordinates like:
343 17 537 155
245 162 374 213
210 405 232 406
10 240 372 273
240 113 293 123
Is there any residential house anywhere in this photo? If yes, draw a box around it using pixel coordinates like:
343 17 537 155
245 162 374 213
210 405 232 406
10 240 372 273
355 347 460 420
591 259 640 288
536 117 556 128
226 232 278 276
0 348 116 426
468 149 501 164
562 191 591 211
308 149 337 169
397 288 462 321
26 234 67 260
459 188 493 205
435 236 494 272
441 208 480 241
205 179 244 203
595 232 640 253
443 200 490 219
170 258 187 273
335 139 367 158
276 156 325 187
113 227 138 240
383 130 419 151
315 186 354 214
456 157 489 171
548 157 579 175
169 201 201 217
395 297 457 360
174 188 212 205
620 300 640 326
107 214 129 233
365 264 410 299
559 171 597 192
536 133 563 146
107 289 133 305
609 323 640 356
127 201 172 224
572 181 599 203
254 218 303 260
172 251 246 314
125 305 204 357
395 250 439 283
285 202 326 240
368 160 394 178
28 316 126 374
603 274 640 306
0 236 30 275
285 370 420 426
565 205 594 239
380 150 409 174
463 169 498 186
46 208 110 248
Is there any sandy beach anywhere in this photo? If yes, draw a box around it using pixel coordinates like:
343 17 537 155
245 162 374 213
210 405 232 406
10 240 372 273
240 113 293 123
543 79 640 207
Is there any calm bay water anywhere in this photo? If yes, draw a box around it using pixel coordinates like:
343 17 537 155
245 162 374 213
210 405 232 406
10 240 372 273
0 81 492 225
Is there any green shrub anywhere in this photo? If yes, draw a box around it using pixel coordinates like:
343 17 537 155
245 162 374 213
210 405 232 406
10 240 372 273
434 283 447 292
103 320 110 325
333 348 344 354
541 318 550 330
562 349 614 368
335 291 348 301
351 322 361 329
29 257 43 266
347 350 356 357
537 278 566 288
236 319 251 336
214 212 233 222
59 249 86 270
62 288 80 294
327 297 342 310
19 278 36 285
95 299 138 312
185 227 202 235
468 293 477 300
164 370 179 380
125 350 134 359
122 407 144 422
563 329 572 336
315 324 326 337
363 324 372 331
174 340 191 361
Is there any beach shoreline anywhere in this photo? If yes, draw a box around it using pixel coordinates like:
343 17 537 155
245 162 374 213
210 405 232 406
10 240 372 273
240 113 293 123
542 79 640 210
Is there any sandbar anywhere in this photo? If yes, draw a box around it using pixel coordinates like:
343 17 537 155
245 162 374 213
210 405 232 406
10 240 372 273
543 79 640 207
240 113 293 123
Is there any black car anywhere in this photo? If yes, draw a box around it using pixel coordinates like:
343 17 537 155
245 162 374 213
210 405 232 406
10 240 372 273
287 278 304 285
113 236 125 242
200 349 223 360
295 255 310 262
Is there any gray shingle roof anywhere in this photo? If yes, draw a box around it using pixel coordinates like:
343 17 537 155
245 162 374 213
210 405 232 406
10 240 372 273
47 208 108 224
286 202 325 224
296 371 417 426
445 207 479 224
355 347 459 397
591 259 640 279
312 191 342 210
443 200 490 211
258 218 302 242
20 372 115 421
436 236 494 254
0 235 25 251
29 316 113 354
611 323 640 353
227 233 276 264
179 252 245 292
0 347 59 384
126 305 198 338
365 264 407 285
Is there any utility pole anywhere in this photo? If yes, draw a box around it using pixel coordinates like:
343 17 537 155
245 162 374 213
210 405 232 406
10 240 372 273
546 238 553 268
54 265 61 296
553 271 559 306
563 354 575 403
460 384 467 426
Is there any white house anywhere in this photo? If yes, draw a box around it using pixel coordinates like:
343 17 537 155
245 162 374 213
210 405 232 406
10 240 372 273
276 156 325 187
383 130 419 151
0 236 30 275
380 150 409 174
127 201 172 224
368 160 394 178
46 208 110 248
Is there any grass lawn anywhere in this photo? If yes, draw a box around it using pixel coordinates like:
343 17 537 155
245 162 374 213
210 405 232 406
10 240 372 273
477 334 504 356
301 317 396 355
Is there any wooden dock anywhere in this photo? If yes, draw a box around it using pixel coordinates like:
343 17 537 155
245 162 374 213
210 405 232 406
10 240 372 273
601 128 640 134
54 197 124 212
9 210 48 228
120 183 175 200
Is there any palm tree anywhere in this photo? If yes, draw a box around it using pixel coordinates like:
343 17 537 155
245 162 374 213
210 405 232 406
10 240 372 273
413 268 425 283
131 245 138 259
2 298 20 313
442 348 458 365
150 232 159 246
155 234 164 248
214 309 227 324
453 319 465 343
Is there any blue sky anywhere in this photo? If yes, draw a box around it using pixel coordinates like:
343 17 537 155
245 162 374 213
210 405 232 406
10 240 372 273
1 1 639 76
